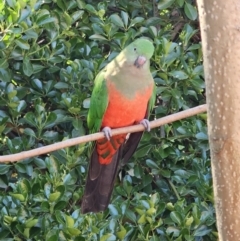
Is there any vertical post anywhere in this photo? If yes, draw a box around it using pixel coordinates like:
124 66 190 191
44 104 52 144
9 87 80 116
197 0 240 240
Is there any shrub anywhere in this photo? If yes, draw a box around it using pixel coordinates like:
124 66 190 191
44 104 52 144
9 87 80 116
0 0 216 240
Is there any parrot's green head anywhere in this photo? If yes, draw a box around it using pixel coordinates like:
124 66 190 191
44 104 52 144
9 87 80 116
123 38 154 68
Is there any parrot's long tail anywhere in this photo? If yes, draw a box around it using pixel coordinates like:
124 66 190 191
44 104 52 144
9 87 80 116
81 144 123 214
81 132 143 214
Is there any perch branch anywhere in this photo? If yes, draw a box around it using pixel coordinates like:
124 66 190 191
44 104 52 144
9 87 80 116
0 104 207 163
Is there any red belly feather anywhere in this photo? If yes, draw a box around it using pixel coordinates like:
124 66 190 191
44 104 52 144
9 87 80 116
96 82 153 164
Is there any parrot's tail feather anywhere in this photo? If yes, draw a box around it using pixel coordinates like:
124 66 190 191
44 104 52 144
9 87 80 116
121 131 143 166
81 129 145 214
81 146 122 214
97 134 126 164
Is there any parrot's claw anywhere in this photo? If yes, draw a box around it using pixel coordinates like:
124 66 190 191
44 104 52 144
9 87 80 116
102 127 112 141
140 119 151 132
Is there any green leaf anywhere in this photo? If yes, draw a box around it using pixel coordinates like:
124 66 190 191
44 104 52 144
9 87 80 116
54 201 67 210
17 100 27 112
55 210 65 224
15 163 27 173
24 112 37 127
170 70 188 80
166 226 180 237
83 98 90 108
146 207 156 215
89 34 108 41
0 164 11 175
19 179 31 196
196 132 208 140
63 173 77 185
42 131 58 140
56 0 66 11
110 14 124 28
63 12 72 26
36 9 50 22
0 177 7 189
117 225 126 240
40 201 50 212
130 17 144 27
54 82 69 89
177 0 184 7
18 8 31 23
25 29 38 39
39 17 56 26
25 218 38 228
66 227 81 236
185 216 194 226
121 11 128 28
46 156 59 174
24 128 36 137
184 2 198 20
23 57 33 76
100 233 116 241
10 193 25 202
146 159 159 169
158 0 175 9
15 39 30 50
0 59 9 69
138 214 146 224
194 225 212 237
108 204 119 216
49 56 63 63
44 112 57 128
170 211 182 225
159 169 171 178
188 44 201 51
32 78 43 90
49 192 61 202
46 230 59 241
44 183 51 198
7 90 17 99
71 10 84 23
33 158 46 168
143 174 153 187
85 4 96 14
149 26 158 38
65 215 74 228
0 230 10 239
125 209 136 222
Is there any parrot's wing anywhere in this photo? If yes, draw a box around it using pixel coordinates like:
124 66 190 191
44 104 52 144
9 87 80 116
82 70 112 213
87 70 109 134
121 85 156 165
146 84 156 117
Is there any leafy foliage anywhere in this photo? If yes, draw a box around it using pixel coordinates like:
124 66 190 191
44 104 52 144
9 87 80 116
0 0 216 240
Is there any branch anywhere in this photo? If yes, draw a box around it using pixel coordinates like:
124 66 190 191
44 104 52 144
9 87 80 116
0 104 207 163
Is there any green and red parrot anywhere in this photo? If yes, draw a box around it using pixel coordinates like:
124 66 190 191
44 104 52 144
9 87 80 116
81 38 156 214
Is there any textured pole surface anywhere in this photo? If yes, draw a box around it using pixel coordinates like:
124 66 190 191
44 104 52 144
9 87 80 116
197 0 240 240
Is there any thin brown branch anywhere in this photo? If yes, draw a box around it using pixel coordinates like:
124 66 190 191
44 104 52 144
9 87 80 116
0 104 207 163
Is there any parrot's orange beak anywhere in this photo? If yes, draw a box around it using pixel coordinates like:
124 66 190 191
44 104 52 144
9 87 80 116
134 56 146 68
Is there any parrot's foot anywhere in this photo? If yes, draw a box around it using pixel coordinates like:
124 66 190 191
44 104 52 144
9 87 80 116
102 127 112 141
140 119 151 132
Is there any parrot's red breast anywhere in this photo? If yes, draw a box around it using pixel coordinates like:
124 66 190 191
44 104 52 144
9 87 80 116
96 81 153 164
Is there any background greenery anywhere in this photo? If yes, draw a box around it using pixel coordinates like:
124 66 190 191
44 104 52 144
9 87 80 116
0 0 216 240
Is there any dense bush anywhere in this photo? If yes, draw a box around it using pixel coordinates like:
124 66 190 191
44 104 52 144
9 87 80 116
0 0 216 240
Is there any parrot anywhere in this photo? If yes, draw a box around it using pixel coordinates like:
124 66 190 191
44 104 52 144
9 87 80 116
81 38 156 214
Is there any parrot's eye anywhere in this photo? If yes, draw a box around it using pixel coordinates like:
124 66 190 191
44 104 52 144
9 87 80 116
134 47 137 51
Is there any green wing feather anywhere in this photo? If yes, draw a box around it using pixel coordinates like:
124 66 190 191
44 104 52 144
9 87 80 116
147 83 156 116
87 70 109 134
